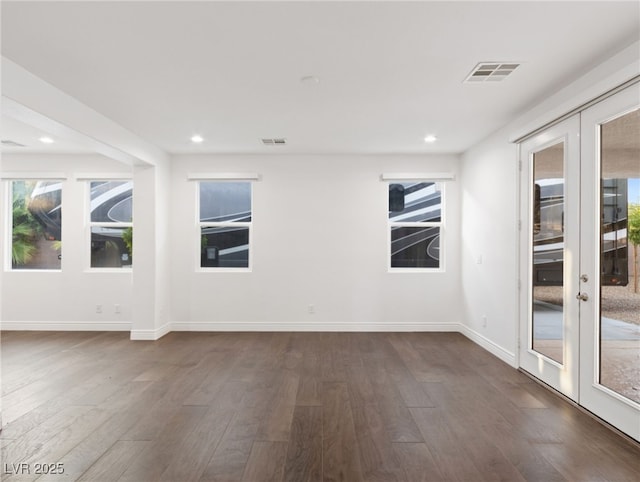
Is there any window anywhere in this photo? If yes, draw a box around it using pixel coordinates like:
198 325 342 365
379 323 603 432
199 181 252 269
10 180 62 270
89 180 133 269
388 181 443 269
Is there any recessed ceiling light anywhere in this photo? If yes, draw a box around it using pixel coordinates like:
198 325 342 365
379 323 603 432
424 135 438 143
191 135 204 143
39 136 54 144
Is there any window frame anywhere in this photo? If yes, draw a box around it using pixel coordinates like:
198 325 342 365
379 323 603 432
6 177 64 272
86 179 133 272
196 180 253 272
387 179 446 273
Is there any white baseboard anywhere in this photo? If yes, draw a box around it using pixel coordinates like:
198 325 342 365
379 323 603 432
0 320 517 369
169 321 461 332
459 324 517 367
130 323 171 341
0 321 131 331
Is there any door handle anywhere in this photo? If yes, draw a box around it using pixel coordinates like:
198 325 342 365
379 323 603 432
576 292 589 301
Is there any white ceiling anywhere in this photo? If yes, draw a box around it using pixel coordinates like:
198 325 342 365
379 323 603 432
1 1 639 156
1 114 91 153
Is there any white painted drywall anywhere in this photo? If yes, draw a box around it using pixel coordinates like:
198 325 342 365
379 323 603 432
2 57 169 166
460 132 519 363
4 40 635 340
1 154 133 329
169 154 461 330
460 40 639 366
131 161 172 339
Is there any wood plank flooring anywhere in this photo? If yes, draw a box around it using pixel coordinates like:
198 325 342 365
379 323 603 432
1 331 638 481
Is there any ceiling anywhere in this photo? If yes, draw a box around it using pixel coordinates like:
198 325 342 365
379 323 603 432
1 114 92 153
1 1 639 156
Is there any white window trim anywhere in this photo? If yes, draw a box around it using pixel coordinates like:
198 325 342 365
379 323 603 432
196 180 253 272
188 172 261 181
85 180 133 272
2 172 67 180
381 172 455 181
5 179 64 272
74 173 132 181
387 180 446 273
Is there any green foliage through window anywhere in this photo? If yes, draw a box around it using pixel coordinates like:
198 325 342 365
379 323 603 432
12 182 44 266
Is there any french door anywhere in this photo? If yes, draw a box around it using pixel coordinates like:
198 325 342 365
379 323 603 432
519 84 639 441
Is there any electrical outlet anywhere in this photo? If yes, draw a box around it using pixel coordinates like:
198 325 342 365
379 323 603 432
96 305 102 314
115 304 121 314
308 304 315 314
482 315 487 327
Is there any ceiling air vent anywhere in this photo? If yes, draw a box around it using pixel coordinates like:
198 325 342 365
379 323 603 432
464 62 520 83
1 139 26 147
261 138 287 146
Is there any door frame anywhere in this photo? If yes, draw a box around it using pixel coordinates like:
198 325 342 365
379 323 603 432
518 82 640 442
518 115 581 402
578 85 640 441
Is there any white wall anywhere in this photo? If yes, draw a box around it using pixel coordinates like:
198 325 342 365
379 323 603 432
169 154 461 330
130 161 173 340
460 133 519 364
1 154 133 329
2 152 461 333
460 41 640 366
3 41 635 343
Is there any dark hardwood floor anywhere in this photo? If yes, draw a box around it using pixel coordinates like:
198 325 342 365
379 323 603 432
1 331 638 481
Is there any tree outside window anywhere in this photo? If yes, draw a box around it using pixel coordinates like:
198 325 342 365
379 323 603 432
11 180 62 270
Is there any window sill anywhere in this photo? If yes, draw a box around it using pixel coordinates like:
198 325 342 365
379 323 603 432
196 268 252 273
388 268 445 273
84 268 133 273
6 269 63 273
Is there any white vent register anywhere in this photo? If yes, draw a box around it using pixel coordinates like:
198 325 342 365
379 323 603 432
261 138 287 145
464 62 520 83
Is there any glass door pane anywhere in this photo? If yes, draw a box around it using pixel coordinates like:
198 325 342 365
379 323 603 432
520 114 579 402
599 108 640 404
532 142 565 364
580 85 639 441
